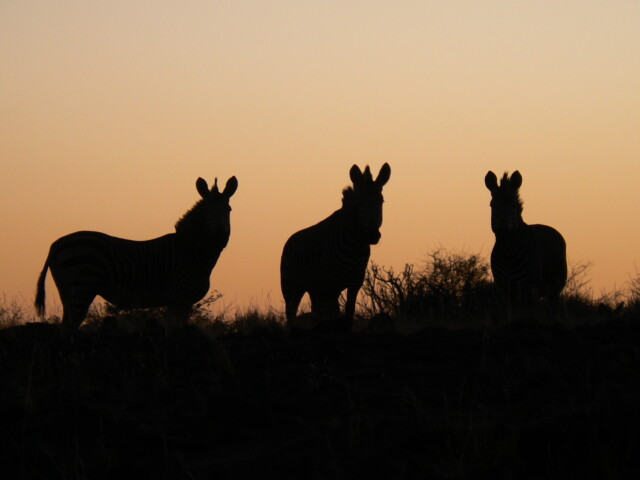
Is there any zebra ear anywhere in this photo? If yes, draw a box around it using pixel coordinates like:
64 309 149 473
222 176 238 198
349 165 363 185
510 171 522 190
484 171 498 192
196 177 210 199
375 163 391 187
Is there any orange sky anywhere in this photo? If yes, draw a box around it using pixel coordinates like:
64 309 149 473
1 1 639 316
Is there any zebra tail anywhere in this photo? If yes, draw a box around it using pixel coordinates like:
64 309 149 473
35 255 50 319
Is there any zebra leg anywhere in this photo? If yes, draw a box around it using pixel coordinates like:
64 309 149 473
165 305 192 334
543 290 563 318
284 288 305 326
60 292 96 331
492 281 514 319
327 294 341 318
310 291 340 318
168 304 191 320
309 291 323 317
344 286 360 320
310 291 348 332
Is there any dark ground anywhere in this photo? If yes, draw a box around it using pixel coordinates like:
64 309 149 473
1 318 640 479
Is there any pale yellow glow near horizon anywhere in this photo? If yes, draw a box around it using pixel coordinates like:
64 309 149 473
1 1 639 316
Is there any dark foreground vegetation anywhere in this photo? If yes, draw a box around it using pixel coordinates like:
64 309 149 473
2 253 640 479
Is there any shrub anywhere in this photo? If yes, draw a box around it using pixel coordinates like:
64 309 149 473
562 261 593 300
359 249 492 324
0 296 26 328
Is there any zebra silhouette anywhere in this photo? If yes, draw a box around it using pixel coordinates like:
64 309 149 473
484 171 567 304
281 163 391 328
35 176 238 330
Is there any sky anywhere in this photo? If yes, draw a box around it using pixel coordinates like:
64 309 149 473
1 1 639 317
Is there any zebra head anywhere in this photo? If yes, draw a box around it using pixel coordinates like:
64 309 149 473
194 176 238 241
485 171 523 235
344 163 391 244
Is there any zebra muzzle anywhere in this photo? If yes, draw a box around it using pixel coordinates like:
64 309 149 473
368 230 382 244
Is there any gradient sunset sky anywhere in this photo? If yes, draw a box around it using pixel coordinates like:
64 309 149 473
1 1 639 316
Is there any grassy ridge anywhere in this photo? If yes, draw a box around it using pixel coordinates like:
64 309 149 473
3 251 640 478
1 312 640 479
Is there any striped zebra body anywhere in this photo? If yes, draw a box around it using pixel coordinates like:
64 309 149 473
281 163 391 327
485 171 567 303
35 176 238 329
281 209 371 321
491 224 567 301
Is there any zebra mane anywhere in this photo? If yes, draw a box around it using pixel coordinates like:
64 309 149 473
499 172 523 210
341 187 355 208
174 199 206 235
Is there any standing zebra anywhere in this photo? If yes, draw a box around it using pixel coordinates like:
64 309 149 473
484 171 567 304
281 163 391 328
35 176 238 330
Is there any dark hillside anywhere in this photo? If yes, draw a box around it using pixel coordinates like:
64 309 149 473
1 318 640 479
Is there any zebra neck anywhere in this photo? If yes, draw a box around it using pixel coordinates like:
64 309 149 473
495 222 529 244
338 208 368 247
176 232 228 269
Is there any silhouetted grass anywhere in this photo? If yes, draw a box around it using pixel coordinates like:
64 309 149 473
2 312 640 478
0 296 30 329
360 250 640 330
3 261 640 478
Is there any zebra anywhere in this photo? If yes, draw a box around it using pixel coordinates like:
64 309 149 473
281 163 391 328
484 170 567 305
35 176 238 330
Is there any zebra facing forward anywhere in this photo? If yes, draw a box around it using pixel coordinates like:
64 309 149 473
35 176 238 330
281 163 391 328
484 171 567 304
